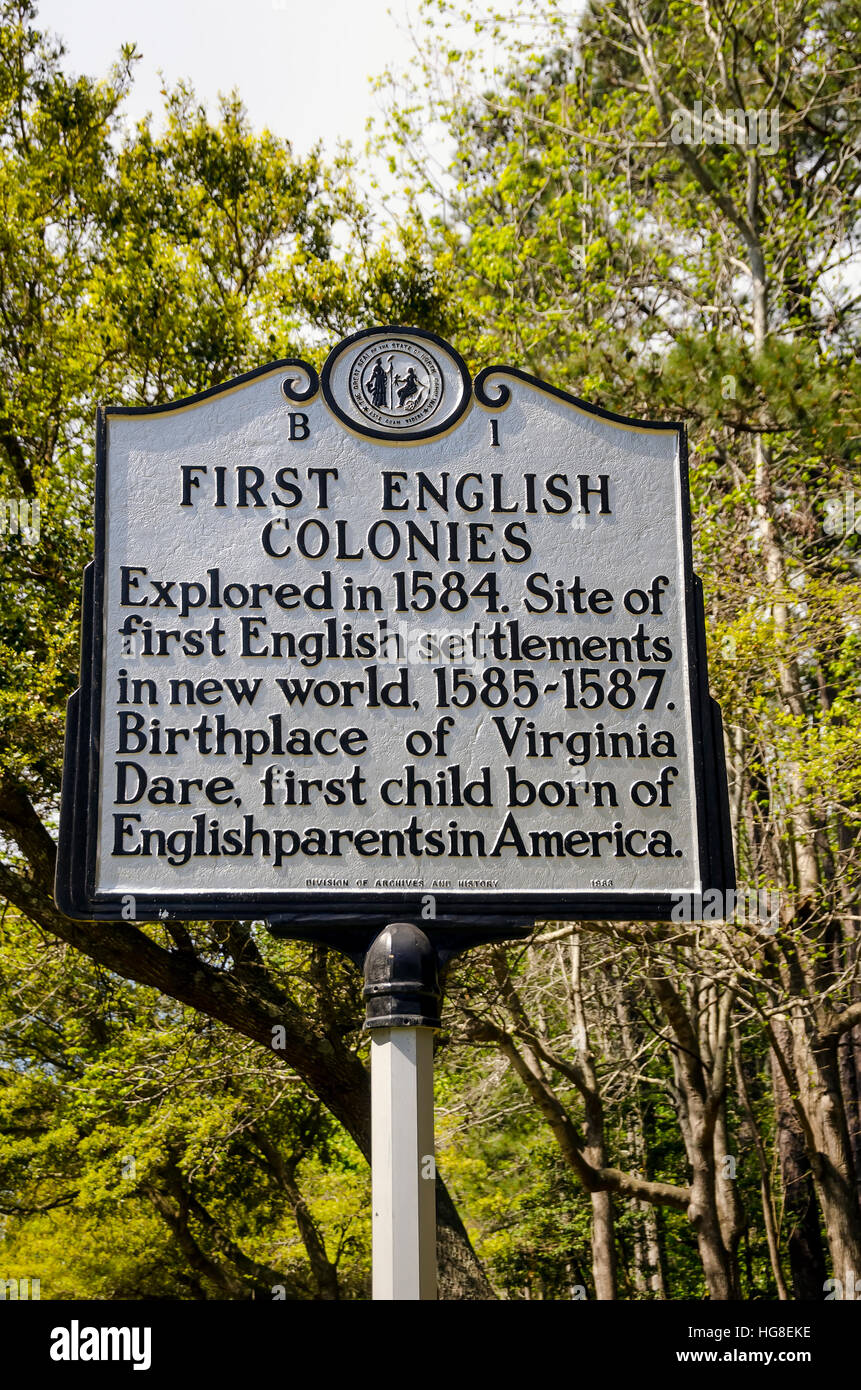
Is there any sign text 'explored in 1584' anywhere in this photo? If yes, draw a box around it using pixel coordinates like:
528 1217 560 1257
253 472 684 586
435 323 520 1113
56 326 733 930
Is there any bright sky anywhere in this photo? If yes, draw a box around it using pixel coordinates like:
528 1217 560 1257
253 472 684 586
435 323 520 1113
35 0 424 157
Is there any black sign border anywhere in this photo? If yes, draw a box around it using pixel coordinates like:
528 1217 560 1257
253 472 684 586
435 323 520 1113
56 338 734 926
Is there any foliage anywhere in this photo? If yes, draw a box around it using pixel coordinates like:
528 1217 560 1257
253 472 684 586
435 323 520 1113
1 0 860 1300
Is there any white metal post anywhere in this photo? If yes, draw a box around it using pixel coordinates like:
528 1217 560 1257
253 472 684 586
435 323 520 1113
371 1025 437 1300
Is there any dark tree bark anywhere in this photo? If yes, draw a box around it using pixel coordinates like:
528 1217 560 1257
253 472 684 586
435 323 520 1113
144 1159 300 1299
770 1033 827 1299
247 1127 341 1300
733 1028 788 1299
648 974 741 1299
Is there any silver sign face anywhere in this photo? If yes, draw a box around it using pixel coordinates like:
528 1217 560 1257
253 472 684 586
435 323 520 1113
57 328 733 924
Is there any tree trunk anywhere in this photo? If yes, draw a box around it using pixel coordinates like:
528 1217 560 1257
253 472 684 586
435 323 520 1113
837 1023 861 1202
770 1035 826 1299
650 973 738 1298
733 1028 788 1299
248 1128 340 1300
806 1034 861 1282
567 937 618 1299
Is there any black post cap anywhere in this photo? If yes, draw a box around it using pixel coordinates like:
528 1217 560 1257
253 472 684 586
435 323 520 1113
363 922 442 1030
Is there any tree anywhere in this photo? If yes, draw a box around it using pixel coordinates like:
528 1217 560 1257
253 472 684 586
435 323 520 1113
375 0 861 1296
0 904 370 1299
0 0 491 1298
5 0 861 1301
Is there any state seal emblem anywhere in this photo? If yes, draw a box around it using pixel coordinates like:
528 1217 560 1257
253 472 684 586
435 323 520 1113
348 338 444 429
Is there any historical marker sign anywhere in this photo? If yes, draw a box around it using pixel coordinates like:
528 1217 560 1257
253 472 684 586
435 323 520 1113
56 327 733 926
